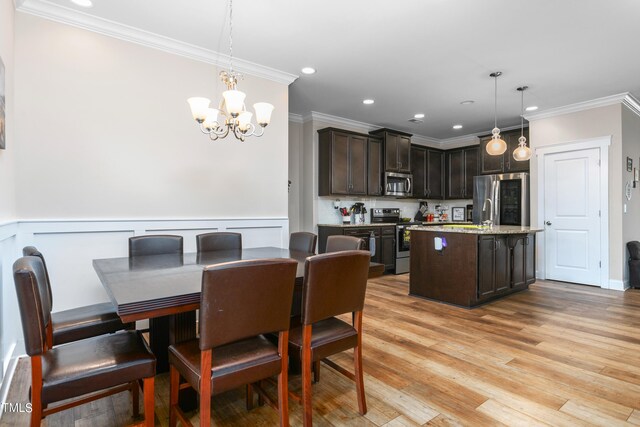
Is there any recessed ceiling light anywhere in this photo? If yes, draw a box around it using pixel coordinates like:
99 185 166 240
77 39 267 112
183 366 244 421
525 105 539 111
460 100 475 105
452 124 463 130
70 0 93 7
362 99 374 105
414 113 425 119
301 67 316 75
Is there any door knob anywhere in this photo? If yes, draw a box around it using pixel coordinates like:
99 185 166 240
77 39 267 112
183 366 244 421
545 221 552 226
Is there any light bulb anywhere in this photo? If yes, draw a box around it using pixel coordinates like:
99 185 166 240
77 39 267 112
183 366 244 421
486 134 507 156
513 137 532 161
203 108 221 130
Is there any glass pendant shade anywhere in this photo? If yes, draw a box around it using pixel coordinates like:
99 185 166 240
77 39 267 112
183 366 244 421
223 90 246 117
253 102 274 126
513 136 532 161
237 111 253 131
203 108 221 130
486 135 507 155
187 97 211 122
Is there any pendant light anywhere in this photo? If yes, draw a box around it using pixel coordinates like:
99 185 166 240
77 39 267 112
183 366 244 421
513 86 532 161
486 72 507 156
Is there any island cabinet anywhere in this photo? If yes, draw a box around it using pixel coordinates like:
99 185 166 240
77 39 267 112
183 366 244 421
369 128 412 173
479 128 530 175
409 228 538 307
318 225 396 272
411 146 445 199
445 146 478 199
318 128 368 196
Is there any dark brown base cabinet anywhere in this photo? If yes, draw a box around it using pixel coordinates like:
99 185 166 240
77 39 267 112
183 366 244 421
409 230 536 307
318 226 396 272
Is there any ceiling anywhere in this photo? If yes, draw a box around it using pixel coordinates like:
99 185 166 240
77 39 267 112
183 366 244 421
23 0 640 139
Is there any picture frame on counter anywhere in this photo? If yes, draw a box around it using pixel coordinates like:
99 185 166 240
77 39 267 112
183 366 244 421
452 207 465 222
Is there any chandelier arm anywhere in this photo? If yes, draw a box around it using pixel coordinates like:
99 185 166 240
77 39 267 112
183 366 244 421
251 124 265 137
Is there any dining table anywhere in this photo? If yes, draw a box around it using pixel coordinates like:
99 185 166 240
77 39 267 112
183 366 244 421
93 247 385 372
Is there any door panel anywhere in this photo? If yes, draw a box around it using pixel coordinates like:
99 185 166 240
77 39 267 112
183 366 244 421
398 136 411 172
349 135 367 195
464 147 478 198
446 150 464 199
428 150 444 199
478 236 496 298
368 138 383 195
411 146 426 198
544 148 600 285
385 134 398 172
331 132 350 194
495 236 510 292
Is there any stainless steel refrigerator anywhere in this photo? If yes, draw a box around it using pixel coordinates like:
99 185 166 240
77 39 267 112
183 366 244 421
472 173 530 226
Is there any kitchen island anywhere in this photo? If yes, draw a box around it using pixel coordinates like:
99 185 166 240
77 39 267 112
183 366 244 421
409 225 543 307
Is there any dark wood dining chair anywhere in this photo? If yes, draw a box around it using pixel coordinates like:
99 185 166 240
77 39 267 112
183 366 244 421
13 256 156 427
288 250 371 426
168 258 297 427
289 232 317 254
129 234 184 256
22 246 134 346
325 235 365 252
196 232 242 252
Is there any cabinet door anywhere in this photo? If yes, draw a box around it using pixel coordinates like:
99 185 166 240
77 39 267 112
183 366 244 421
525 234 536 283
510 236 526 288
446 149 465 199
411 145 426 198
506 129 530 173
495 235 510 292
349 135 367 195
367 137 383 196
385 133 398 172
381 234 396 271
478 236 496 298
331 132 350 194
480 136 504 175
464 147 478 199
372 236 382 263
427 149 445 199
398 136 411 173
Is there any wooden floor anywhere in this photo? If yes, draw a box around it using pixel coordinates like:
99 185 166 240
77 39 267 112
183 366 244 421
4 276 640 426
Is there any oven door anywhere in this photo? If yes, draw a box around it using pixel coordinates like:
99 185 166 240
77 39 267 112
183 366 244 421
396 225 411 258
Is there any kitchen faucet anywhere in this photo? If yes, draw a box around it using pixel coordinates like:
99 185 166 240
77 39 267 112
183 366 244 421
482 198 494 227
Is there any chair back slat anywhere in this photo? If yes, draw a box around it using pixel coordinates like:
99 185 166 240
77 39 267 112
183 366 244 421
129 235 183 257
199 258 297 349
302 250 370 325
325 235 364 252
13 256 52 356
289 232 317 254
197 232 242 252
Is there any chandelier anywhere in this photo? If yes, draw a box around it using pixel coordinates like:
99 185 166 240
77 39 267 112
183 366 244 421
486 71 507 156
513 86 532 161
187 0 274 142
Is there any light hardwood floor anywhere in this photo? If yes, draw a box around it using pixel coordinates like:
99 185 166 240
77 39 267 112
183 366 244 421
3 276 640 426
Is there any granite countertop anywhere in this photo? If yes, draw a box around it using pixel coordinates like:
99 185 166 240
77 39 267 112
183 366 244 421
408 225 544 234
318 221 473 228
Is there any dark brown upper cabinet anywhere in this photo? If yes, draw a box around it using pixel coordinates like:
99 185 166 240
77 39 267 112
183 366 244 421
479 128 529 175
367 137 383 196
318 128 368 196
411 145 445 199
369 128 412 173
445 146 478 199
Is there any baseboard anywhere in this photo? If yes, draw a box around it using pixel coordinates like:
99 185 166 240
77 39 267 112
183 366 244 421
609 279 627 291
0 343 19 421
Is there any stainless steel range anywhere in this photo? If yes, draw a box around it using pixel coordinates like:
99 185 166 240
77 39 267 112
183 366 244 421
370 208 421 274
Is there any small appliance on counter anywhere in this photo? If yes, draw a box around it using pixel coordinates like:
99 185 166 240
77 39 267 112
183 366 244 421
350 203 367 224
414 201 428 221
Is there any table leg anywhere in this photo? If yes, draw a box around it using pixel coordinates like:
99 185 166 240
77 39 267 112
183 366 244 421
149 316 171 372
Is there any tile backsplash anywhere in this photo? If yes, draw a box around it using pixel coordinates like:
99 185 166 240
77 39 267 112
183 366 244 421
318 197 473 225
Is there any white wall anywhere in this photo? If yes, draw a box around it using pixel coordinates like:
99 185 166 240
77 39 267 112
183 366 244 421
14 13 289 220
529 104 624 283
621 105 640 284
0 0 18 403
0 10 292 401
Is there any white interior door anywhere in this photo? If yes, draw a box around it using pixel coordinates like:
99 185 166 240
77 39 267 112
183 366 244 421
544 148 601 286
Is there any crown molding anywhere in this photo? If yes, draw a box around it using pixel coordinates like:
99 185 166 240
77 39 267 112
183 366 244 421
16 0 298 85
524 92 639 121
306 111 379 133
288 113 303 124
